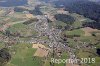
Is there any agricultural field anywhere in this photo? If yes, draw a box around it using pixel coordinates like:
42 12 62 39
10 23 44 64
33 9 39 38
0 43 43 66
7 23 38 37
0 0 100 66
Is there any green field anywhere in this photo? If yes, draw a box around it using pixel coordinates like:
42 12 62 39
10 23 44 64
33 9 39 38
65 29 85 36
44 51 69 66
8 23 38 37
0 43 43 66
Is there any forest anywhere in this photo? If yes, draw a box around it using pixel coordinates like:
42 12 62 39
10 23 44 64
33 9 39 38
54 0 100 29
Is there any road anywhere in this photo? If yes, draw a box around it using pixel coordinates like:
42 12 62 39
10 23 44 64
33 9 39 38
0 20 28 31
0 15 78 66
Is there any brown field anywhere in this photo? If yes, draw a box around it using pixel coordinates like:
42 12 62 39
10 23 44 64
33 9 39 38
26 14 35 19
32 43 46 49
34 48 49 57
0 10 5 15
32 43 50 57
82 27 100 36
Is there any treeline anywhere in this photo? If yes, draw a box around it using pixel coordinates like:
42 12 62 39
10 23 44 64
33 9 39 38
0 48 11 66
29 6 43 15
23 18 39 25
83 22 100 30
54 0 100 22
66 1 100 22
0 0 27 7
54 0 100 29
54 14 75 25
14 6 43 15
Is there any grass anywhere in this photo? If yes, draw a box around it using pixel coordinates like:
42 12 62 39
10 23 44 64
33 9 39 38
55 21 67 27
8 23 38 37
67 38 78 48
95 43 100 48
65 29 85 36
77 50 93 58
85 57 100 66
79 36 99 45
6 43 42 66
8 23 27 32
44 52 69 66
0 42 5 49
55 52 68 66
73 21 82 27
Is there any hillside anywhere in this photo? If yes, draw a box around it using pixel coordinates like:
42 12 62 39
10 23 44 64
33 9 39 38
0 0 27 7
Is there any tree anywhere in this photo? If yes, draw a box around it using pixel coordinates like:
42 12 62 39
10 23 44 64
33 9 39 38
0 48 11 66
